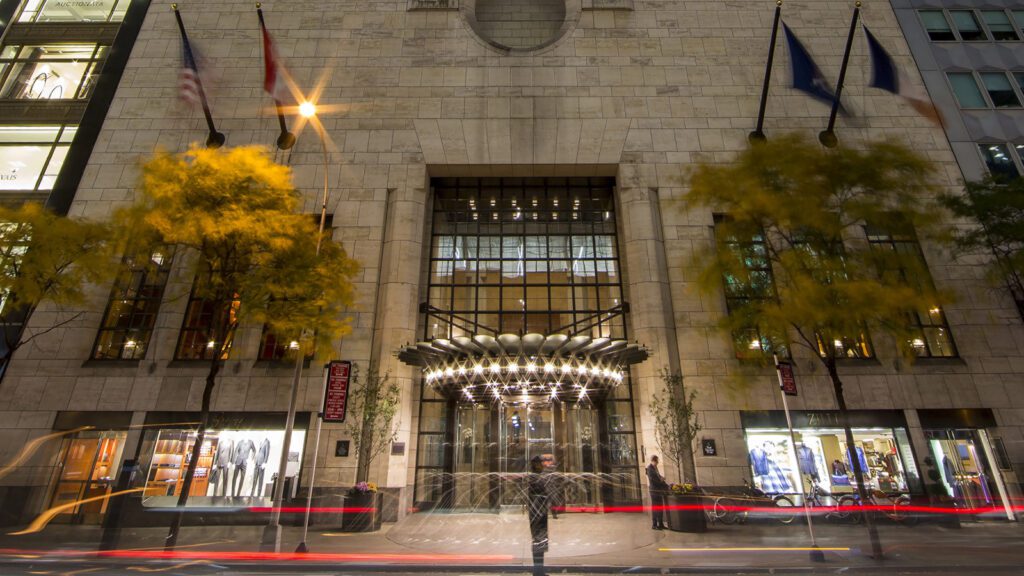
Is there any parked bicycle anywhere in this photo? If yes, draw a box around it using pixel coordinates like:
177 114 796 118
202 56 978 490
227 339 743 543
804 480 856 522
838 488 917 525
710 479 795 525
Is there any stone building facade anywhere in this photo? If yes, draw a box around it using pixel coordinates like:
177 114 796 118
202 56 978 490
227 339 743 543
0 0 1021 524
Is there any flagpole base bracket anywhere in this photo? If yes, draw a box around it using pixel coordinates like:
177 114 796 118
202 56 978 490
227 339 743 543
748 130 767 143
277 131 297 150
206 131 226 149
818 130 837 148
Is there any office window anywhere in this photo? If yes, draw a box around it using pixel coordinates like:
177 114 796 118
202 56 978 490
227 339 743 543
714 216 789 359
175 274 240 361
948 73 987 108
1013 11 1024 33
92 249 173 361
18 0 129 23
980 73 1021 107
791 232 874 360
920 11 956 41
0 125 75 194
978 143 1020 179
982 11 1019 41
865 225 957 358
0 44 108 101
950 11 988 41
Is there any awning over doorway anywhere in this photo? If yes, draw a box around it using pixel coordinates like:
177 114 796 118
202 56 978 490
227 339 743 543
397 332 649 403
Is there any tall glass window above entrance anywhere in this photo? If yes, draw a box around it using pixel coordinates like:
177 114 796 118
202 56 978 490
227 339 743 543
427 177 623 339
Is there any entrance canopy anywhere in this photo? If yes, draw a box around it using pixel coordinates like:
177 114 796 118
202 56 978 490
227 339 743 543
398 332 648 403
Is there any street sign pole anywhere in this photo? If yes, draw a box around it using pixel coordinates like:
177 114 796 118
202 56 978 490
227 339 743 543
774 354 824 563
296 360 351 553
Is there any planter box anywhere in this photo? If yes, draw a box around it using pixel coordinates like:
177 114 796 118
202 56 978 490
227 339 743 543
665 494 707 533
341 492 383 532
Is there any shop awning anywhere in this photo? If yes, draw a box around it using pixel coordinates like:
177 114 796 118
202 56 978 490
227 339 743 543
397 333 649 403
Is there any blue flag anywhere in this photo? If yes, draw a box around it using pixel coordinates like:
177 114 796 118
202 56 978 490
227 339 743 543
864 25 941 125
782 22 840 108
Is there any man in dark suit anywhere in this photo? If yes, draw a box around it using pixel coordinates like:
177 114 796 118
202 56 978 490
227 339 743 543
647 454 669 530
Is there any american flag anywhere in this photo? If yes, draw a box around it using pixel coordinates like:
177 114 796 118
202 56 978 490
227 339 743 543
179 31 201 106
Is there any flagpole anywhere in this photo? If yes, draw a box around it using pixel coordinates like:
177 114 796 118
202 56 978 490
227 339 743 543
172 4 225 148
819 1 861 148
750 0 783 143
257 3 296 150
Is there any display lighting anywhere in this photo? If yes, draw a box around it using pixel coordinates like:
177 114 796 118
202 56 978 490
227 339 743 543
526 362 537 373
544 362 555 373
489 363 501 374
473 363 484 375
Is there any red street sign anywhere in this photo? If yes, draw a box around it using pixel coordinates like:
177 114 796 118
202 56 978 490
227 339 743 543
777 361 798 396
323 360 351 423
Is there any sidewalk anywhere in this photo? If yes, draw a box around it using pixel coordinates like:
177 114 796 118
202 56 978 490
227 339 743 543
1 512 1022 573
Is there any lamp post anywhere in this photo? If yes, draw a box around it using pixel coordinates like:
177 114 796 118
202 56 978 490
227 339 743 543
261 101 331 553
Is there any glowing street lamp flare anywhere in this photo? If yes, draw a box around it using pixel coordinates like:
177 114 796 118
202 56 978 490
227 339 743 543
299 101 316 118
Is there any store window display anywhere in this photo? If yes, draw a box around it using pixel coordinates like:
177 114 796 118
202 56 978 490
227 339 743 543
746 427 916 495
142 428 304 507
926 429 1010 511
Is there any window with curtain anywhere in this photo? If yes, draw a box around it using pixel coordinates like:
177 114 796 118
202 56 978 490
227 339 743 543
950 10 988 41
982 11 1019 41
980 72 1021 107
920 11 955 41
948 73 987 108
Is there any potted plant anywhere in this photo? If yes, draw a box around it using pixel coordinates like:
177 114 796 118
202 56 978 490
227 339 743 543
342 481 382 532
665 482 707 533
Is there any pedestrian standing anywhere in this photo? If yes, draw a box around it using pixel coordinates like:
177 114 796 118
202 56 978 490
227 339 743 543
528 455 549 576
647 455 669 530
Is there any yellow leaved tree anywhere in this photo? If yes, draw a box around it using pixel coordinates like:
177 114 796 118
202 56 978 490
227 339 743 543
117 145 359 548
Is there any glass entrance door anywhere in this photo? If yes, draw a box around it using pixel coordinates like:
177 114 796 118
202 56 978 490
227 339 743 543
926 429 1010 513
49 430 126 523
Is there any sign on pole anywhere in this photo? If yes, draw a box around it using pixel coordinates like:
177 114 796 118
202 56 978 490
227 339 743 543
323 360 351 423
777 360 798 396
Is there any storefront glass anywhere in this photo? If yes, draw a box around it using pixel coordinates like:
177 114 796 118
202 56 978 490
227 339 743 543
926 428 1010 513
745 427 918 496
18 0 129 23
142 428 305 507
49 430 127 523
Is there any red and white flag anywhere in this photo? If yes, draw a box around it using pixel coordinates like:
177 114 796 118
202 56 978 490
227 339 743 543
259 14 289 102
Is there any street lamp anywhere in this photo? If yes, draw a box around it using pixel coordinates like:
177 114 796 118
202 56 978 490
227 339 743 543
261 99 332 554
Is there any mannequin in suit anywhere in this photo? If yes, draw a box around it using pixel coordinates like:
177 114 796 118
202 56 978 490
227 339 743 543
231 438 256 497
251 437 271 497
209 438 233 497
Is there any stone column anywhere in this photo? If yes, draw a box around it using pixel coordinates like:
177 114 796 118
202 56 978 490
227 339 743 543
616 177 693 487
368 167 430 519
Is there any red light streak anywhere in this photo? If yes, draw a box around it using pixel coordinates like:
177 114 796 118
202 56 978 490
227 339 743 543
0 548 513 564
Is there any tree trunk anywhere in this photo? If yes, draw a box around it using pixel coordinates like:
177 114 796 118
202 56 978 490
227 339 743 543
680 436 696 484
165 355 221 551
825 357 883 559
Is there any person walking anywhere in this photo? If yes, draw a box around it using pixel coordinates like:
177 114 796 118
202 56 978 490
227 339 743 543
543 455 562 519
528 456 550 576
647 454 669 530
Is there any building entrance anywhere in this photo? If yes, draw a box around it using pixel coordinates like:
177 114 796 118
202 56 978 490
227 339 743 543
452 401 600 511
406 177 647 512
